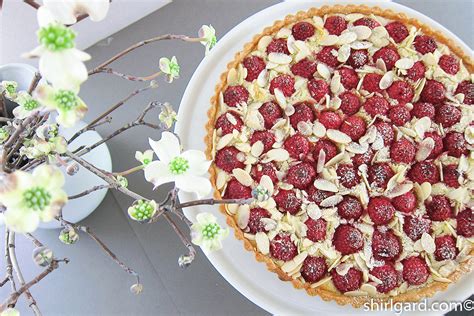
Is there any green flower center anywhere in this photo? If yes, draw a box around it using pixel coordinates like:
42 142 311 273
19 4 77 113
132 200 155 220
24 99 39 111
209 36 217 49
169 157 189 175
54 90 78 110
202 223 220 239
5 84 16 94
170 62 180 76
143 158 151 165
38 24 76 51
48 125 59 138
23 187 51 211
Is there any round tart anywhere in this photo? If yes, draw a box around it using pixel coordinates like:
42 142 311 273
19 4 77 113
205 5 474 307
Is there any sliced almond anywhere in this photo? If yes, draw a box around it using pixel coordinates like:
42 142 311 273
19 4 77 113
335 263 353 276
258 36 272 52
320 34 339 46
386 182 413 198
268 52 292 65
414 182 432 202
297 121 313 136
233 168 253 186
416 137 435 161
317 63 331 80
379 71 394 90
227 68 238 85
313 179 338 192
395 58 415 70
421 232 436 253
310 276 332 288
320 194 343 207
307 203 322 220
375 58 387 72
281 251 308 273
251 141 264 157
237 205 250 229
257 69 268 87
312 121 326 138
274 88 287 109
360 283 378 296
337 32 357 45
265 148 289 162
330 72 342 94
216 171 228 190
350 41 373 50
414 117 431 139
351 25 372 40
337 44 351 63
255 232 270 255
316 149 326 173
327 129 351 144
346 142 369 154
216 133 234 150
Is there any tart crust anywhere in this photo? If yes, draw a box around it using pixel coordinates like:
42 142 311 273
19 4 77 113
205 4 474 307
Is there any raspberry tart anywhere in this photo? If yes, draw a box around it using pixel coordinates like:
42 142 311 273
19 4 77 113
206 5 474 307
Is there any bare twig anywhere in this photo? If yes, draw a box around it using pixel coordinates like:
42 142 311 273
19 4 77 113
177 198 253 210
2 115 38 171
27 72 42 94
2 230 16 292
95 68 162 82
68 184 112 200
163 214 196 263
0 95 7 119
24 233 44 248
23 0 40 9
113 165 144 176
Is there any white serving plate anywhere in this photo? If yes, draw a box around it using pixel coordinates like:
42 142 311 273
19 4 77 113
175 1 473 314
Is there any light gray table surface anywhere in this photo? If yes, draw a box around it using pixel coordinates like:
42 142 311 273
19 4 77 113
1 0 473 315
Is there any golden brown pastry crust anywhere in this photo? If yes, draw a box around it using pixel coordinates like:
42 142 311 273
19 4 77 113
204 4 474 307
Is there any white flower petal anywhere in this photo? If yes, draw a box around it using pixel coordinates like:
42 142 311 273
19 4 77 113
75 0 110 22
33 165 65 190
180 150 211 176
37 6 60 26
71 49 91 61
148 132 181 163
4 209 40 233
143 161 174 188
196 212 216 225
175 175 211 198
39 50 88 91
23 46 46 59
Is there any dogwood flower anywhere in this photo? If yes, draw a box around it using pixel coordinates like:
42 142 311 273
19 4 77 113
25 9 91 91
198 25 217 54
39 0 110 25
59 227 79 244
127 200 157 222
12 91 43 119
20 135 67 159
158 103 177 129
36 85 87 127
0 165 68 233
159 56 180 83
0 80 18 99
0 308 20 316
144 132 212 197
191 213 229 252
135 150 154 166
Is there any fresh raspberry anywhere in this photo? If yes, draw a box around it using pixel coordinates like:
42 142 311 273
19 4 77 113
274 189 302 215
266 38 290 55
426 195 453 221
372 47 400 70
390 137 415 164
348 49 369 69
434 235 458 261
368 163 394 190
324 16 347 35
353 17 380 29
402 256 429 285
406 61 426 81
316 46 340 68
292 21 315 41
215 147 244 172
438 55 460 75
286 162 316 189
403 216 431 241
312 139 338 162
413 35 437 54
456 208 473 237
392 191 417 213
223 85 249 107
290 58 317 79
455 81 474 105
319 111 342 129
372 229 402 261
259 101 283 129
337 195 363 220
420 80 445 104
250 130 275 153
368 197 396 225
305 218 327 242
340 116 367 141
270 74 295 97
443 164 461 188
352 148 374 168
443 132 467 158
339 91 361 115
411 102 435 119
331 268 362 293
290 102 315 128
333 224 364 255
388 105 411 126
243 56 266 82
387 80 414 104
435 104 461 128
339 67 359 90
371 264 399 293
251 163 278 184
307 79 329 102
270 233 298 261
284 134 310 159
306 186 334 206
362 73 383 93
374 121 394 145
215 111 243 135
364 96 390 116
385 21 409 43
408 161 440 184
336 165 360 189
301 256 328 283
247 208 271 234
424 132 444 159
223 179 252 199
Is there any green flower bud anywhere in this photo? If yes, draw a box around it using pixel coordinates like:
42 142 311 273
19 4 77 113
116 175 128 188
59 227 79 245
127 200 157 222
130 283 143 295
32 246 53 267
